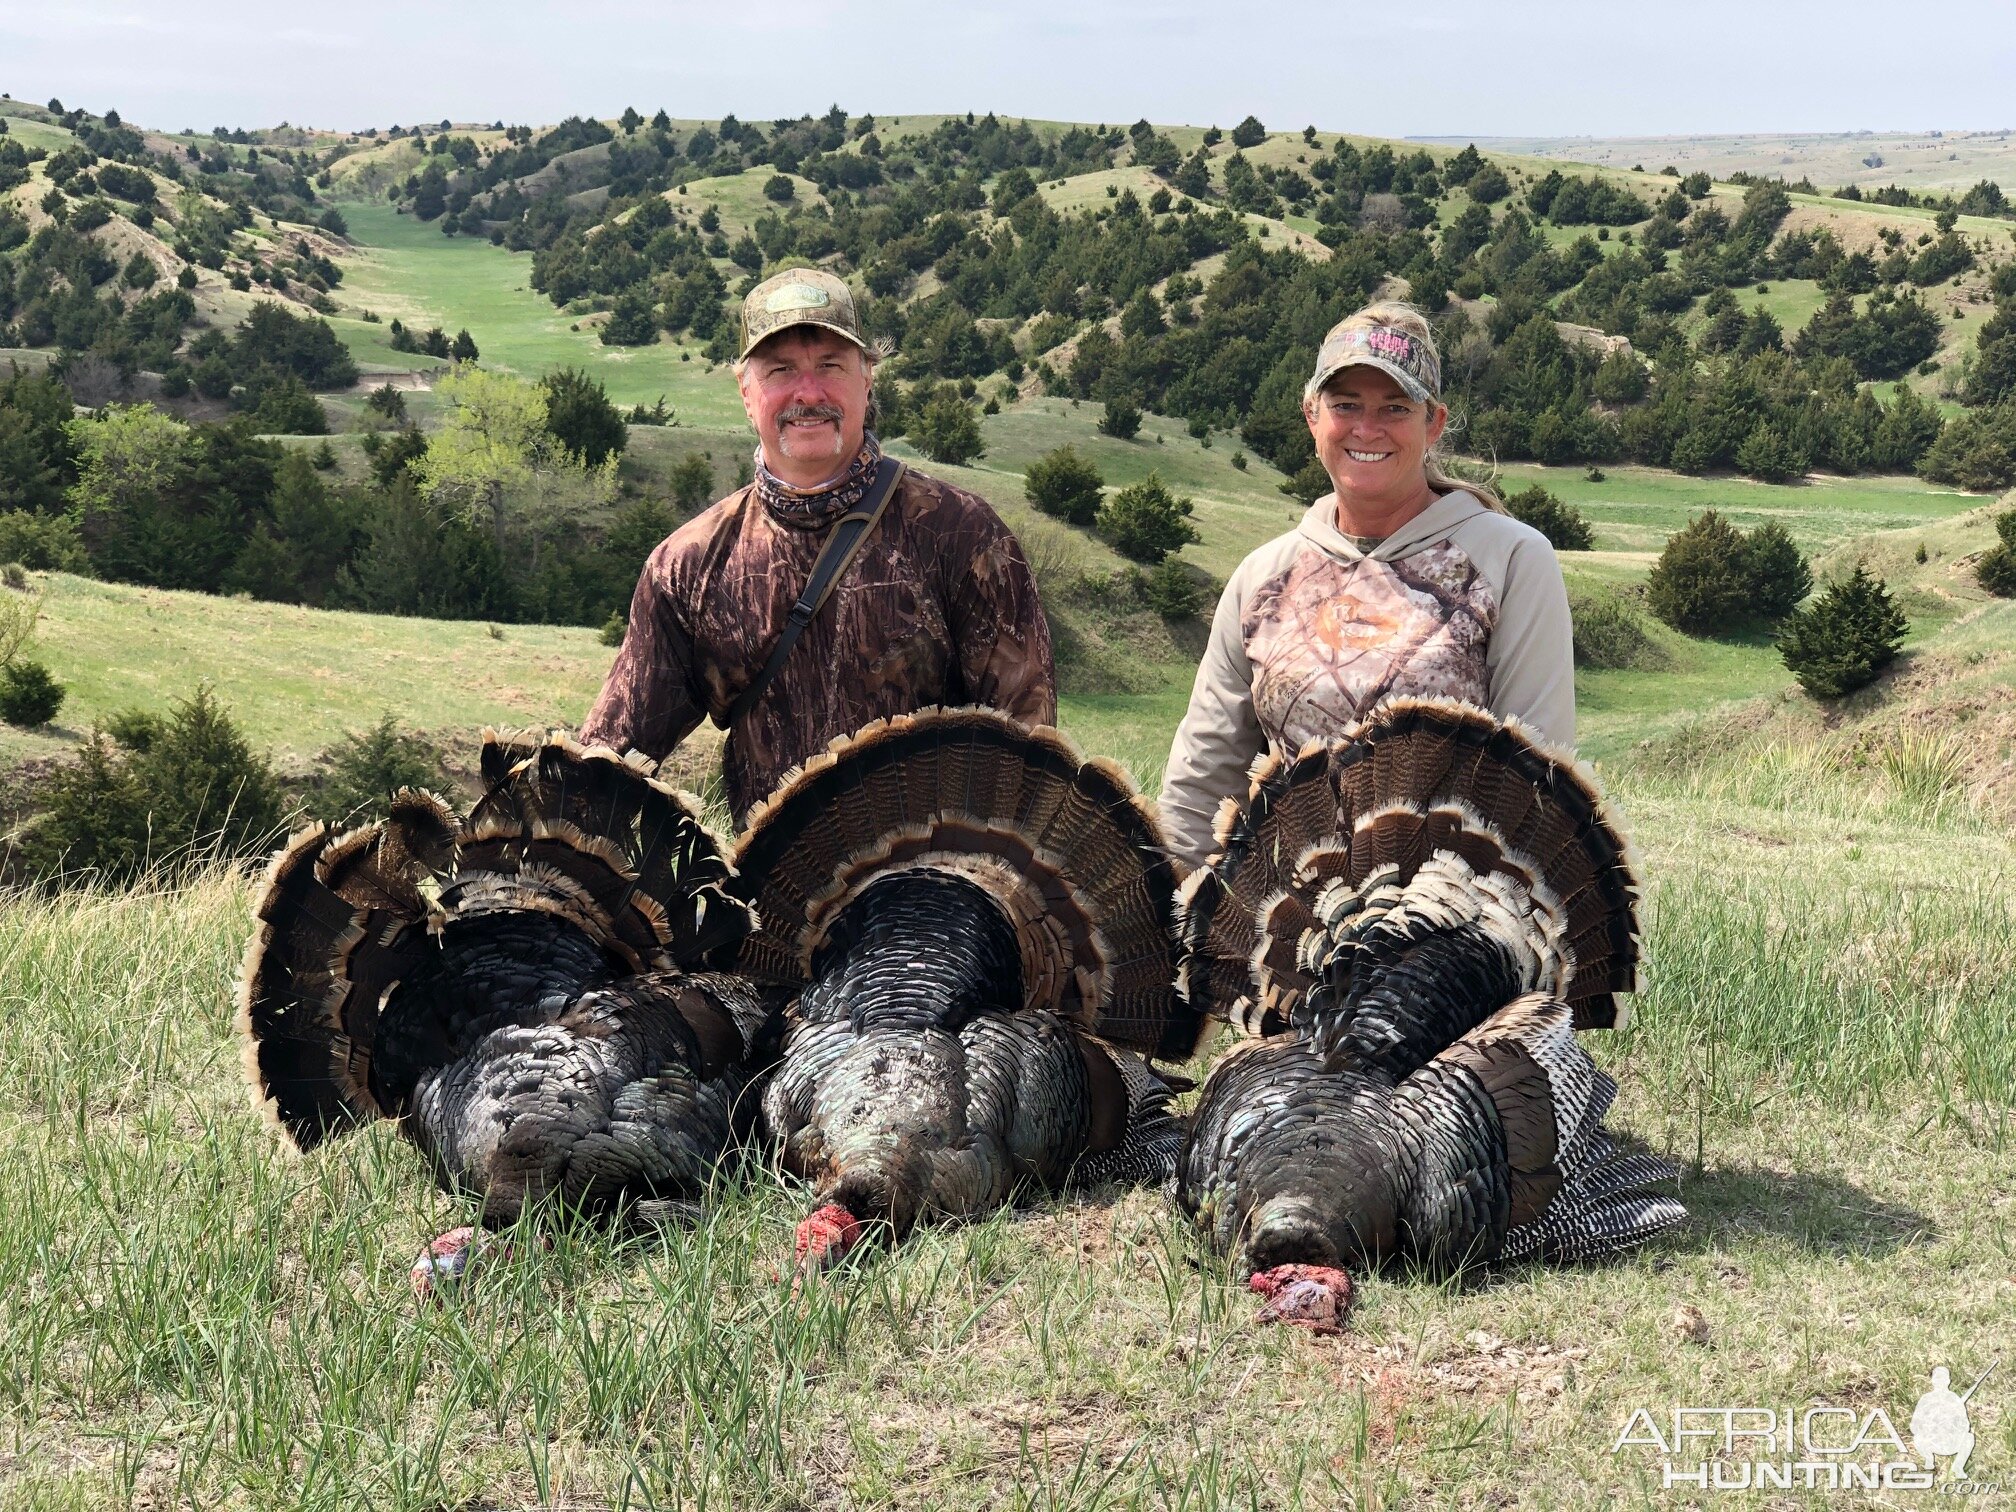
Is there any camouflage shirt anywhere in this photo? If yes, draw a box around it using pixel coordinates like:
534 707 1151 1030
1158 489 1574 868
583 466 1057 824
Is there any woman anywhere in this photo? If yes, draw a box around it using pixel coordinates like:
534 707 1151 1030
1158 301 1574 869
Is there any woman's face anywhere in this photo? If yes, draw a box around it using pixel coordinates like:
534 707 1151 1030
1306 367 1447 508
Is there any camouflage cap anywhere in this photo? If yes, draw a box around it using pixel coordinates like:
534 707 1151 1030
739 268 869 362
1308 319 1442 405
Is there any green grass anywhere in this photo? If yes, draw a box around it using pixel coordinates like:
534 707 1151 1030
6 498 2016 1504
0 575 619 773
1494 461 1987 556
8 163 2015 1495
330 203 739 419
3 704 2013 1507
672 169 826 237
0 115 75 152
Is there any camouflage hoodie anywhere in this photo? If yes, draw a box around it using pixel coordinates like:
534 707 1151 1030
582 465 1056 824
1157 487 1574 869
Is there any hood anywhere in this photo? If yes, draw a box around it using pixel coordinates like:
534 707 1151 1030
1295 487 1496 564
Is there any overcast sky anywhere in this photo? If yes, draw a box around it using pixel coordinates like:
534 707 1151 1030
4 1 2013 139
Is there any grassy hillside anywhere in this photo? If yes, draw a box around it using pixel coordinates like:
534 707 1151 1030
3 583 2014 1507
6 97 2016 1507
329 202 740 417
1458 127 2016 197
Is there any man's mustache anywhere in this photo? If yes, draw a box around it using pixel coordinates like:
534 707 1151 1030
777 404 844 425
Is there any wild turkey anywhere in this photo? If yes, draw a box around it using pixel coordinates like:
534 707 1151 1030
239 733 771 1282
1172 699 1683 1327
726 707 1205 1268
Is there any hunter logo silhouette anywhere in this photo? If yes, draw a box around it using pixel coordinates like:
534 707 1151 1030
1911 1360 1996 1480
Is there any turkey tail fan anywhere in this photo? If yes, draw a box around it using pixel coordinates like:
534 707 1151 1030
463 731 749 967
240 734 752 1150
1173 742 1348 1034
238 823 403 1149
730 707 1203 1061
1177 699 1641 1034
1339 701 1641 1025
1436 993 1685 1265
238 788 464 1147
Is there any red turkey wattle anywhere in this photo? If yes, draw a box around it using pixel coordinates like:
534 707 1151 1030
794 1203 865 1272
1248 1263 1355 1333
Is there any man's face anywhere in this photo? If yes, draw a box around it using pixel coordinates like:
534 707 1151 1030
737 327 874 485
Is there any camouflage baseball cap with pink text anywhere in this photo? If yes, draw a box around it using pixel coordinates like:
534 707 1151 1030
1308 319 1442 404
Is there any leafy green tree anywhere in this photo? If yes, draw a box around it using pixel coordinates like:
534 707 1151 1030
991 167 1038 213
1134 556 1208 618
0 659 65 727
1120 290 1165 339
331 478 508 619
1024 445 1104 526
540 367 628 467
911 387 984 465
1777 564 1907 698
0 511 88 571
1917 405 2016 491
1098 396 1142 440
310 714 442 826
668 452 716 511
1739 521 1813 619
1591 348 1648 403
601 289 659 346
1734 422 1801 483
1869 384 1943 469
19 685 286 884
1442 144 1484 188
0 414 66 514
227 450 359 605
67 404 194 578
1279 456 1331 505
1095 472 1198 563
365 382 408 425
1464 164 1511 204
1646 509 1751 633
1974 509 2016 597
247 372 328 435
415 365 615 569
1504 485 1594 550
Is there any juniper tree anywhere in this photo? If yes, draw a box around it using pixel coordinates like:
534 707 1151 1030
1777 564 1907 698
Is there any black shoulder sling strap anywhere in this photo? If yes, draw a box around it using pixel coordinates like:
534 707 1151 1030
724 456 906 730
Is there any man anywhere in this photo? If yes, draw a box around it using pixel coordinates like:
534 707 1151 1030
583 267 1056 823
